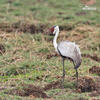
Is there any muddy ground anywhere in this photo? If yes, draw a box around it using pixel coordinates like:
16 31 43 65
47 53 100 63
89 66 100 76
0 22 47 34
6 76 100 99
0 21 92 34
0 44 5 55
0 22 100 99
0 22 75 34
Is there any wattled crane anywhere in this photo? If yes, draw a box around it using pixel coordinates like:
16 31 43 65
50 26 82 87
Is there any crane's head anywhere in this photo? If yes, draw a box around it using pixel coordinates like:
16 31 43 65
49 26 59 34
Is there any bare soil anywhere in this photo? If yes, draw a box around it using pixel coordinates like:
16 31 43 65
0 44 5 55
89 77 100 97
0 22 76 35
76 12 87 16
82 54 100 62
0 22 48 34
77 76 100 98
23 85 49 98
89 66 100 76
7 76 100 98
47 53 100 63
7 85 49 98
60 24 75 31
43 80 61 91
46 53 59 59
78 76 96 92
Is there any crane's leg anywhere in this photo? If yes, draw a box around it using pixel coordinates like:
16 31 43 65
73 61 78 88
75 68 78 88
62 58 65 84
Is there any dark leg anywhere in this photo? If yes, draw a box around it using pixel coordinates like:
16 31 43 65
73 61 78 88
75 68 78 88
62 58 65 84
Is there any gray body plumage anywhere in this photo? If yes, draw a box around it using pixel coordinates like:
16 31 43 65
57 41 82 69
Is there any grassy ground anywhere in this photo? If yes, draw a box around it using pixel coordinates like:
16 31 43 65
0 0 100 100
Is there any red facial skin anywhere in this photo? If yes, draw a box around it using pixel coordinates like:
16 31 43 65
49 27 54 33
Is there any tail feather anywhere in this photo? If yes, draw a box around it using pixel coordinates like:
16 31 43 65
74 45 82 69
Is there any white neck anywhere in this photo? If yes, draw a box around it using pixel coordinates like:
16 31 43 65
53 29 59 52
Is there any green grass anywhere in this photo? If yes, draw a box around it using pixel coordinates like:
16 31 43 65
0 0 99 24
0 0 100 100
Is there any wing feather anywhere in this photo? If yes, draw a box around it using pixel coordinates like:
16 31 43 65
57 41 81 64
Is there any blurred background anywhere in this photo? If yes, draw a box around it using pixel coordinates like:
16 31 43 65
0 0 99 24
